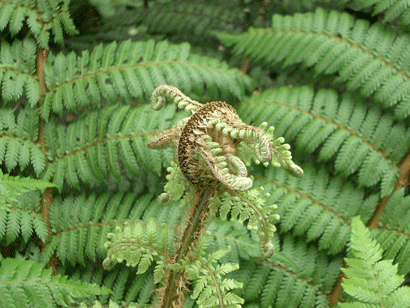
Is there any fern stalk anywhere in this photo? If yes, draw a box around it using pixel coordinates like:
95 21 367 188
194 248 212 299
159 185 216 308
368 149 410 229
35 48 54 247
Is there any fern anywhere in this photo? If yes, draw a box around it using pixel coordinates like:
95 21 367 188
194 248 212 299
237 86 409 196
372 188 410 275
344 0 410 25
0 0 78 48
135 1 247 37
40 104 177 188
340 216 410 307
40 39 253 119
256 164 379 254
233 235 343 308
0 169 57 207
2 1 410 308
42 192 182 267
216 8 410 118
0 258 112 308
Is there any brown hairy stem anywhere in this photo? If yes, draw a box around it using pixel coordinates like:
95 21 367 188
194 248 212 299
158 186 216 308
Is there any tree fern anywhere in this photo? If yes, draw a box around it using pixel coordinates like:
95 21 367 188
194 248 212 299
237 86 409 196
340 216 410 307
216 8 410 118
2 0 410 307
0 257 112 308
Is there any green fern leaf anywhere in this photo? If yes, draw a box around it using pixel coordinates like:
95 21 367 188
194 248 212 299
217 8 410 118
340 216 410 307
372 188 410 274
41 39 253 119
0 258 112 308
238 87 408 196
256 164 379 254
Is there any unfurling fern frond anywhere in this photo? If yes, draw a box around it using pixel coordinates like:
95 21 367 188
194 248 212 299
256 164 379 255
216 8 410 118
0 258 112 308
238 86 409 196
0 1 78 48
340 216 410 308
40 39 253 119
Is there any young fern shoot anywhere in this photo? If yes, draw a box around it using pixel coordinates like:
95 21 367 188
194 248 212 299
104 85 303 307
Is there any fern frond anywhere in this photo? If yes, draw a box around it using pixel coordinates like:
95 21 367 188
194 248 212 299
71 265 153 306
207 219 260 264
256 164 379 255
41 104 177 188
346 0 410 25
184 246 244 308
0 258 112 308
372 188 410 275
103 218 172 280
0 39 39 107
238 86 408 196
340 216 410 307
235 234 343 308
41 39 254 119
42 192 181 267
0 169 57 208
136 1 246 38
0 108 47 176
209 185 279 259
216 8 410 118
0 172 53 242
0 0 78 48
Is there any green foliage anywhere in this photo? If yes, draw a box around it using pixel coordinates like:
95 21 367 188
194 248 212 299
343 0 410 25
340 216 410 307
237 86 409 196
0 169 57 209
1 0 410 307
216 7 410 118
0 0 78 48
0 258 112 308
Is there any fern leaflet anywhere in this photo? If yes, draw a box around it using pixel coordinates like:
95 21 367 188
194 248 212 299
340 216 410 307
